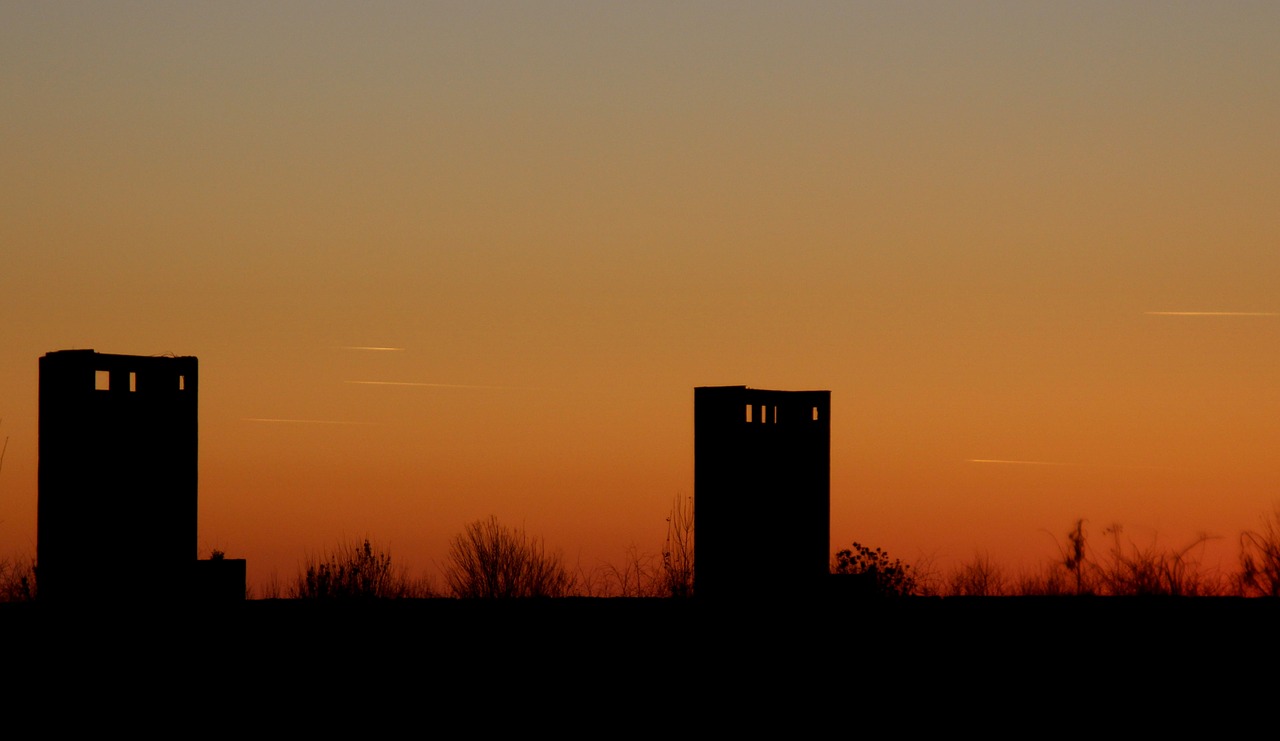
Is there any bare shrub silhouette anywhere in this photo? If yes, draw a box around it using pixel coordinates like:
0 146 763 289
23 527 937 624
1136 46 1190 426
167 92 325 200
292 538 421 599
945 551 1007 596
909 553 942 596
0 423 26 603
582 546 662 597
444 516 575 598
833 542 918 597
579 495 695 597
661 495 694 598
0 554 36 602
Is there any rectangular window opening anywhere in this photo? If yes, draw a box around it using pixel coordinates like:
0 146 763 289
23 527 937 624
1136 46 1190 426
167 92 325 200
95 370 110 391
812 407 819 421
745 404 752 423
178 375 185 391
129 372 137 392
759 405 766 424
772 406 778 424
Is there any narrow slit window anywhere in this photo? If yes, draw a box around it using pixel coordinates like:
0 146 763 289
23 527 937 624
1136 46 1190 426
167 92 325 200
95 370 110 391
759 405 766 424
812 407 819 421
772 406 778 424
745 404 753 423
129 372 137 392
178 375 185 391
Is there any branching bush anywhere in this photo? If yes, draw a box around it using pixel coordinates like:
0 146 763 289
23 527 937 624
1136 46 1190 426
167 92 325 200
833 542 917 597
444 517 575 598
292 538 418 599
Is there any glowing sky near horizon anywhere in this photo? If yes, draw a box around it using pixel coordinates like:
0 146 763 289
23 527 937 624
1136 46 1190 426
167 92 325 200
3 2 1279 590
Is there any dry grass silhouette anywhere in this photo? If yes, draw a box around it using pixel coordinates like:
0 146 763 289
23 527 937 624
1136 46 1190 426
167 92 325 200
1011 562 1075 596
291 538 426 599
1091 524 1223 596
943 520 1228 597
1239 506 1280 597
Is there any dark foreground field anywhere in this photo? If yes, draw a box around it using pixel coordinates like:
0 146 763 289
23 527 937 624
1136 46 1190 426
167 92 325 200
7 597 1277 727
8 596 1278 676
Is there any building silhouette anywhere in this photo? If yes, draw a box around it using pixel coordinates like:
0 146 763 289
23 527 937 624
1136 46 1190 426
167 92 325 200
38 349 215 600
694 386 830 599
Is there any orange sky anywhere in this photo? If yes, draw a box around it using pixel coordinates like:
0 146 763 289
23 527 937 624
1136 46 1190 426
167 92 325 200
3 3 1278 592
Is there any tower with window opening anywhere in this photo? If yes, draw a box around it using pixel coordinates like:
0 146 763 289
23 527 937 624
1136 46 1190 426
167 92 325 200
694 386 830 599
38 350 198 601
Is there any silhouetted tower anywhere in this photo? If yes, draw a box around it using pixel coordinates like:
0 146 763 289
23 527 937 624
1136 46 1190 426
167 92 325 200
694 386 830 599
38 350 198 601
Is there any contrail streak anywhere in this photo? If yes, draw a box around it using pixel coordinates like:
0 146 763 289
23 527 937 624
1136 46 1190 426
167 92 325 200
1145 311 1277 317
243 418 377 425
346 381 540 391
969 458 1165 471
333 346 406 351
969 458 1073 466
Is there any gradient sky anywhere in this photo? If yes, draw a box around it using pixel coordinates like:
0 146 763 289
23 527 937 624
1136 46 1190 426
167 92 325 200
3 2 1278 591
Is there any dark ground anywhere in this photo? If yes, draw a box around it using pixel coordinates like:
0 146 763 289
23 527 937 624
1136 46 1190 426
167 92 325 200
6 597 1275 724
8 596 1278 665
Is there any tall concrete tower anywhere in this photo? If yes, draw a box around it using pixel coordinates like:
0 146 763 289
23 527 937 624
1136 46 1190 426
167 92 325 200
38 350 198 601
694 386 830 599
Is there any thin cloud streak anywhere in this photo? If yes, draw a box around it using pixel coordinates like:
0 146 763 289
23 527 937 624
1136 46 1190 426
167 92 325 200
1145 311 1278 317
969 458 1073 467
969 458 1167 471
333 346 406 351
346 381 542 391
242 418 377 425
